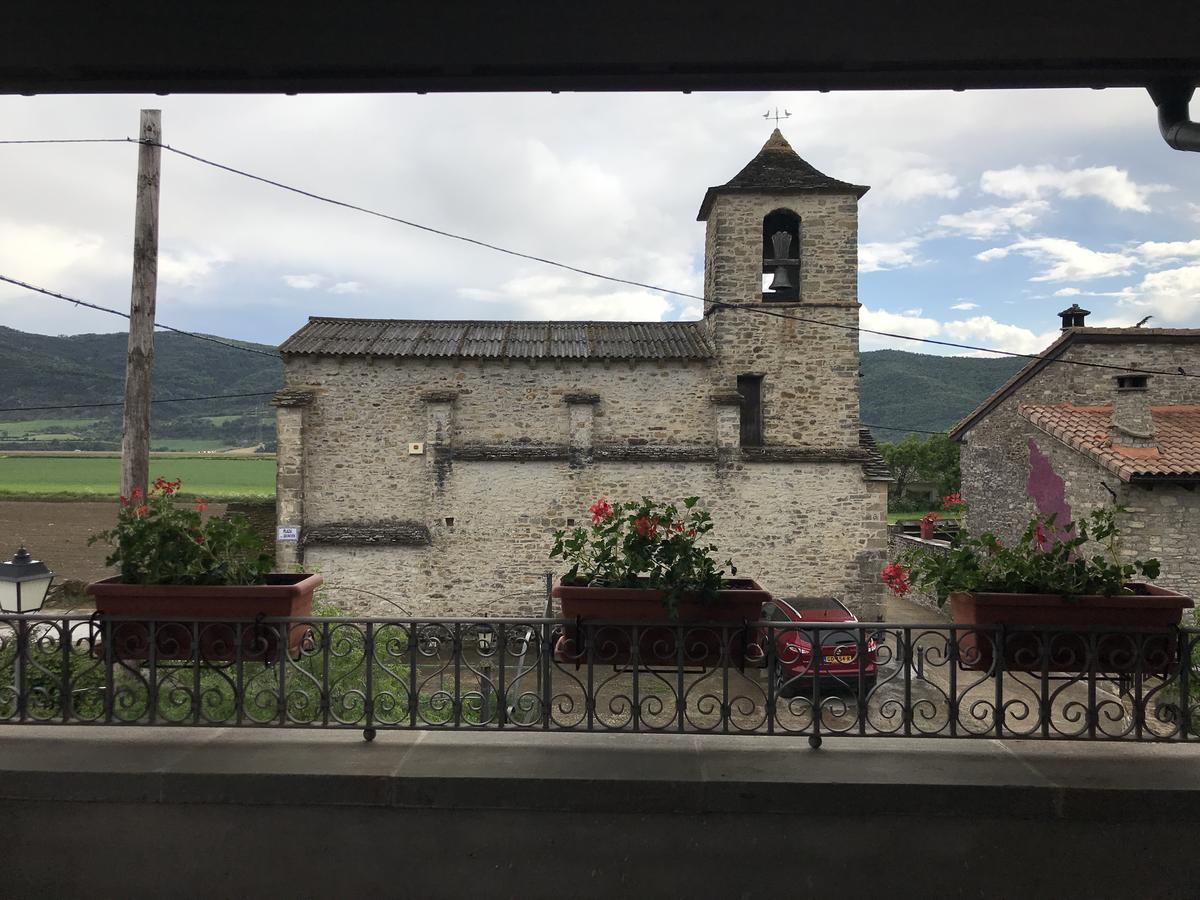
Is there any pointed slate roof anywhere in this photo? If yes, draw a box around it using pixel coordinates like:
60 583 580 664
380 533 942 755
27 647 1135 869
697 129 869 220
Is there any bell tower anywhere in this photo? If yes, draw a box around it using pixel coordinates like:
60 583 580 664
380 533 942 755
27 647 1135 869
698 130 869 450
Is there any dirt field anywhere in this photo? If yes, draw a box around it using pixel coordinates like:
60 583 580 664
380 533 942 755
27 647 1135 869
0 500 232 600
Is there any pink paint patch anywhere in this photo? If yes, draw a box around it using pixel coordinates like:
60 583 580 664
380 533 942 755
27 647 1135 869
1026 438 1072 535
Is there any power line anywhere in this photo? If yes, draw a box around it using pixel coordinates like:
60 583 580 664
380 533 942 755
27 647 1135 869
0 274 281 359
3 136 1197 380
149 139 1199 381
0 391 276 414
712 301 1200 380
0 138 129 145
862 422 948 435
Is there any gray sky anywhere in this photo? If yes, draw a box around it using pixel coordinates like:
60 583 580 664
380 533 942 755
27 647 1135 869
1 88 1197 355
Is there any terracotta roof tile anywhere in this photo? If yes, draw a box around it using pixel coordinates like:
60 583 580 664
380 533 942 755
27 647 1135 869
949 328 1200 441
1018 403 1200 482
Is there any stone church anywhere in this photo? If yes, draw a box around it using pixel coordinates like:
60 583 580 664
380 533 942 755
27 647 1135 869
274 130 891 617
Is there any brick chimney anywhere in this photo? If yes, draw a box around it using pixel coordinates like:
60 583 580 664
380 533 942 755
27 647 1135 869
1110 374 1156 448
1057 303 1090 330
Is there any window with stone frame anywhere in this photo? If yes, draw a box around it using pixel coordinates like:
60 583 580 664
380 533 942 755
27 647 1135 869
738 374 764 447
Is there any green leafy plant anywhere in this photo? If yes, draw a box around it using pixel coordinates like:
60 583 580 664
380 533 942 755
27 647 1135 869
883 507 1161 606
550 497 737 614
89 477 272 586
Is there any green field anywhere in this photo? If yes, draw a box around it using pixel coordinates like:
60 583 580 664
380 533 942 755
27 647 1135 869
0 418 98 440
0 455 276 500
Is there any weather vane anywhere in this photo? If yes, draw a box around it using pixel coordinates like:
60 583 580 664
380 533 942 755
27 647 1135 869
763 107 791 126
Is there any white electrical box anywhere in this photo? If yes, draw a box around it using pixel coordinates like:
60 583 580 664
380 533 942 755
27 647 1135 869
409 442 425 455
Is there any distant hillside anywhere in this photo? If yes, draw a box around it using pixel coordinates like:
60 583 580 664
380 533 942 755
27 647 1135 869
0 326 282 450
0 327 1025 449
860 350 1025 439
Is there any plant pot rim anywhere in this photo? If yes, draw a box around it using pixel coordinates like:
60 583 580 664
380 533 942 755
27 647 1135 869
948 583 1192 609
87 572 323 600
554 576 768 601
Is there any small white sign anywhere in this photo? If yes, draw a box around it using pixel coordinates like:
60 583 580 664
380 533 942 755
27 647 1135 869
276 526 300 542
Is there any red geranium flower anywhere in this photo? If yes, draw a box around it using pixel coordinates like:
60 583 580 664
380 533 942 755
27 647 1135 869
1033 522 1048 548
134 504 149 518
588 498 613 524
634 516 658 539
880 562 910 595
194 497 207 512
119 495 129 507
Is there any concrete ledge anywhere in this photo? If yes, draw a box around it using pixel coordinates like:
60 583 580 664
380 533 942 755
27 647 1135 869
4 729 1200 898
2 728 1200 821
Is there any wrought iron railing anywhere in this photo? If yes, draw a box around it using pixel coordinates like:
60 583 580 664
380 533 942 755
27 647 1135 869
1 613 1196 746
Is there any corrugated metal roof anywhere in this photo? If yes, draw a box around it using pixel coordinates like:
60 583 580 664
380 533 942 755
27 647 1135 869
280 317 716 361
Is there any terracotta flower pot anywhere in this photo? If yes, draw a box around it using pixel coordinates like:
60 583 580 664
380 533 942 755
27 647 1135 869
551 578 771 665
948 584 1192 673
919 519 937 540
86 573 323 663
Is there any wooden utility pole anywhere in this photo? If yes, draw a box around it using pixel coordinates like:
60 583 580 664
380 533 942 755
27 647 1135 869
120 109 161 502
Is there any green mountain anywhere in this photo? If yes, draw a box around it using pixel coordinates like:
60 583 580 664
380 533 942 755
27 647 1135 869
860 349 1025 439
0 326 282 451
0 327 1026 449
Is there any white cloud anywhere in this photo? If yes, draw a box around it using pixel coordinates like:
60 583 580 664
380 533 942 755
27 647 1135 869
1053 287 1081 297
1133 240 1200 265
329 281 363 295
833 146 959 205
457 272 672 321
885 169 960 203
936 200 1048 239
975 238 1136 281
858 306 942 350
282 273 325 290
941 315 1059 356
980 164 1169 213
1118 265 1200 324
158 248 230 287
859 239 922 273
950 301 979 310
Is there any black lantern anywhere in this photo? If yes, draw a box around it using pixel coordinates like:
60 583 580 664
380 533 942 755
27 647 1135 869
0 547 54 613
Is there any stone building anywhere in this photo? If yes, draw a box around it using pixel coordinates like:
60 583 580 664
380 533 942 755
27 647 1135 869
274 130 891 617
951 305 1200 602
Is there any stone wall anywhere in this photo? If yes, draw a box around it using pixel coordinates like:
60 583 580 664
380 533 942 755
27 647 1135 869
887 529 951 614
959 337 1200 603
299 452 888 619
702 191 860 450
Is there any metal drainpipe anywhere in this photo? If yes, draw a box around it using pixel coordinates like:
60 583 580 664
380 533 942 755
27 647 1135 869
1148 82 1200 152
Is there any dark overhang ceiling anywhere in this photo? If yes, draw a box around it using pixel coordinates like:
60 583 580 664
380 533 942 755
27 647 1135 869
4 1 1199 95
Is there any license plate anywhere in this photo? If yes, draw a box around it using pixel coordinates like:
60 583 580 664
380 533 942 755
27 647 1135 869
824 653 855 665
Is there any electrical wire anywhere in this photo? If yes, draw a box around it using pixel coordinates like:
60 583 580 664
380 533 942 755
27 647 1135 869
3 136 1196 380
861 423 948 435
0 274 281 359
151 139 1199 380
711 301 1199 380
0 391 276 414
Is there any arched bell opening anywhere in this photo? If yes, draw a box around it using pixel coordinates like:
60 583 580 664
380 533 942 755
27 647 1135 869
761 209 800 301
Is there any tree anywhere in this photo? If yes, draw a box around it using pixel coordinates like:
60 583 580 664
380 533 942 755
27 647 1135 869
879 433 961 511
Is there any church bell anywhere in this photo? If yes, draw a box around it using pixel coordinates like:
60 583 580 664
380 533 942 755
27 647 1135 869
767 230 794 293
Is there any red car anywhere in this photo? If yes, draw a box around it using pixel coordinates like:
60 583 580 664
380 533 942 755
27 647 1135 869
759 597 878 696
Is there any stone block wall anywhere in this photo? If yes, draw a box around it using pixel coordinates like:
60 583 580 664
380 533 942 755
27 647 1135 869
703 192 859 308
701 191 861 451
302 455 888 619
959 338 1200 603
